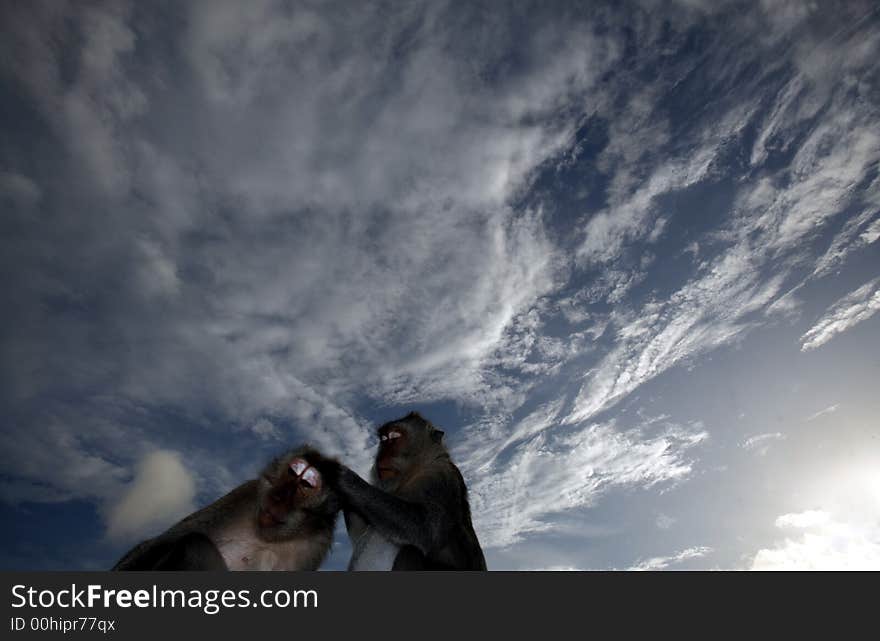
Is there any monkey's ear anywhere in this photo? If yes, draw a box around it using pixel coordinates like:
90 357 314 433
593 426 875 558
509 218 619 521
431 429 445 444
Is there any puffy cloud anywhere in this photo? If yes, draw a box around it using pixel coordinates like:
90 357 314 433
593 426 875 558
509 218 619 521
751 511 880 570
751 461 880 570
105 450 197 543
774 510 829 529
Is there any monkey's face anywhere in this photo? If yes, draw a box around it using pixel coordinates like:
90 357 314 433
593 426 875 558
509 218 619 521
256 449 338 541
374 422 412 484
372 415 445 488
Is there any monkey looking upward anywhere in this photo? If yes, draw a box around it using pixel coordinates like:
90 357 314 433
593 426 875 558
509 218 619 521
317 412 486 570
113 446 340 571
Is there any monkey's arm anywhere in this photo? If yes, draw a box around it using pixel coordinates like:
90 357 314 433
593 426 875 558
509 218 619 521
330 465 451 554
344 508 368 541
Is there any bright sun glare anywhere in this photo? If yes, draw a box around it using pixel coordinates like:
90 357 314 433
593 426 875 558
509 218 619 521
752 461 880 570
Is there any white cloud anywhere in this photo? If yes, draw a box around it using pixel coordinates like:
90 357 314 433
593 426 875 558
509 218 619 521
2 0 878 572
751 458 880 571
105 450 197 543
566 247 784 425
774 510 830 529
134 239 181 299
812 209 880 279
0 1 618 514
178 1 618 216
627 546 712 571
656 513 676 530
466 419 707 548
767 126 879 255
250 418 282 442
805 404 839 422
515 73 880 520
752 511 880 570
861 218 880 245
577 144 715 267
801 278 880 351
749 74 810 167
0 2 145 198
0 417 130 506
566 39 880 425
741 432 785 456
764 285 803 319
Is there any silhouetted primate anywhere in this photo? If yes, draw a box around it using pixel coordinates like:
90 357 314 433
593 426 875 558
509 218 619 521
113 447 340 570
318 412 486 570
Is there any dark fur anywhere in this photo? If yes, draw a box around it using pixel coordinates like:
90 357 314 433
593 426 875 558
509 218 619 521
320 412 486 571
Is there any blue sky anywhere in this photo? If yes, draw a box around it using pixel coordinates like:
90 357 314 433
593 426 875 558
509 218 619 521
1 0 879 570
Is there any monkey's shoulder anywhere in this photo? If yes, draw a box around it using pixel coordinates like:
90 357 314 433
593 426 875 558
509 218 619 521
169 480 259 534
399 459 469 503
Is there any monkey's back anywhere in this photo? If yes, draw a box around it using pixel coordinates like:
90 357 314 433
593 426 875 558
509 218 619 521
434 463 487 570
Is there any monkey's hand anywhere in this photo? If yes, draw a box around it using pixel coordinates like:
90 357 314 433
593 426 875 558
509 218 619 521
308 455 343 488
307 459 367 511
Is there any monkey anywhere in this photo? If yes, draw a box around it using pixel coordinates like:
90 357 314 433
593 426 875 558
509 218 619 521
315 412 486 571
112 446 340 571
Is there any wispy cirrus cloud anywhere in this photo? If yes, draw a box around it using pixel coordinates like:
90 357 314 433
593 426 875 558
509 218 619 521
1 0 878 570
741 432 786 456
627 546 712 571
800 278 880 351
565 36 880 426
466 417 708 548
0 0 615 539
805 404 840 422
811 207 880 279
565 246 786 425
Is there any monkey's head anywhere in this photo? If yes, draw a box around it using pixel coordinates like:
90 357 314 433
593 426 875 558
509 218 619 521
255 447 340 542
371 412 446 490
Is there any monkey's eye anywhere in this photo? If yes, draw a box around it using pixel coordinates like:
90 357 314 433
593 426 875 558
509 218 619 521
387 431 402 440
380 434 388 441
301 467 321 489
289 458 309 476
